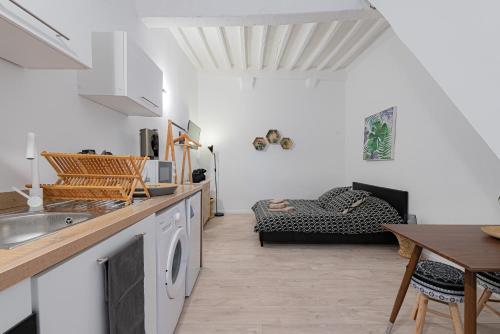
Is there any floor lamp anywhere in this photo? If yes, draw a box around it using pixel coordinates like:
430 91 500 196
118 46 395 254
208 145 224 217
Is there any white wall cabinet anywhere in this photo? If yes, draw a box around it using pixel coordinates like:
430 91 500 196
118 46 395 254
32 214 157 334
0 0 91 68
78 31 163 117
0 278 32 332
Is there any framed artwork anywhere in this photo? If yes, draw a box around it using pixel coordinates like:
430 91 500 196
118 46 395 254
280 137 293 150
363 106 397 161
266 129 281 144
253 137 267 151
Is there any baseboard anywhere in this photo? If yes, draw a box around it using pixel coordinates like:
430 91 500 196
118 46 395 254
221 209 253 214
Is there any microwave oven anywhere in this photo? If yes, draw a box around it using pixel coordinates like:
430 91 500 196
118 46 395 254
142 160 174 184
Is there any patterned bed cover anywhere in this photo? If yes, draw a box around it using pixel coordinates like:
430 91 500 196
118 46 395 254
252 197 403 234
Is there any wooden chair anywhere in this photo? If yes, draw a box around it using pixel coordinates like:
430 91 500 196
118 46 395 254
410 260 464 334
477 272 500 317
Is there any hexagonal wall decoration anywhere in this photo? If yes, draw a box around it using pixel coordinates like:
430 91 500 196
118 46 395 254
280 137 294 150
252 137 267 151
266 129 281 144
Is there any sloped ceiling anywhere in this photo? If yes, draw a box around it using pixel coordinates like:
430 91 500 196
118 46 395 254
145 10 389 75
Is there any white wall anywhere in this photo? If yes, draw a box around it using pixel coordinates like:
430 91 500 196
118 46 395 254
345 29 500 225
197 74 346 212
372 0 500 159
0 0 198 191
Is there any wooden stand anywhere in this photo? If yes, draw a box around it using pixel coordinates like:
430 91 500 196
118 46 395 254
165 120 201 185
165 120 178 184
38 152 150 205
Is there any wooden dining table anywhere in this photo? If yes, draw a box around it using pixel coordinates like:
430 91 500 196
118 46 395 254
382 224 500 334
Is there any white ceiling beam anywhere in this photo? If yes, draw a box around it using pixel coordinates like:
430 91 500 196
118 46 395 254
287 22 318 70
196 27 218 69
143 9 382 28
138 1 371 19
169 27 203 70
239 26 247 70
257 25 269 70
329 19 387 71
300 21 340 71
316 20 363 70
272 24 293 70
202 68 347 81
215 27 232 69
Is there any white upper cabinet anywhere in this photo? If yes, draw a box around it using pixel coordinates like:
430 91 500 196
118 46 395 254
78 31 163 117
0 0 91 68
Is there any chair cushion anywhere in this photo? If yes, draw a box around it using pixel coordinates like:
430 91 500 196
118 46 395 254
318 186 351 208
322 190 371 213
411 260 465 303
477 272 500 294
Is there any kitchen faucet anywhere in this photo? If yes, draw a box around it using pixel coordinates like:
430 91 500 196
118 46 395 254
15 132 43 211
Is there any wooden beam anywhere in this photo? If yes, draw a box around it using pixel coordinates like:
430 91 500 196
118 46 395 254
240 26 247 70
143 9 383 28
196 27 218 69
300 21 340 71
316 20 363 70
169 27 203 70
257 25 269 70
329 19 387 71
287 22 318 70
272 24 293 70
215 27 232 69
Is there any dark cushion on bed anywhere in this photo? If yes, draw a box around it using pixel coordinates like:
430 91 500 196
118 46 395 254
318 186 351 208
323 190 371 213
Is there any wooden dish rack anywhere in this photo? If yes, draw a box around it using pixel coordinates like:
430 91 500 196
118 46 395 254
37 152 150 205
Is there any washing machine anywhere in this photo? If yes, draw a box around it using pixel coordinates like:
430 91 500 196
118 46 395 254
185 191 201 296
156 201 188 334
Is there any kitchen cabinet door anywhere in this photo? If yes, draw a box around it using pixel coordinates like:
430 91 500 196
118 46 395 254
0 0 91 68
126 38 163 115
78 31 163 117
0 279 32 333
32 214 157 334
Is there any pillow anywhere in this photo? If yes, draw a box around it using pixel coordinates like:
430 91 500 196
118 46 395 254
324 190 371 213
341 197 368 214
318 186 351 208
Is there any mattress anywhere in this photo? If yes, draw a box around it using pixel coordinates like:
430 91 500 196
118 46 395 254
252 197 403 234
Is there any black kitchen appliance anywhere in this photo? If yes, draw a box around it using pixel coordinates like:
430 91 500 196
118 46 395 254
140 128 159 159
192 169 206 183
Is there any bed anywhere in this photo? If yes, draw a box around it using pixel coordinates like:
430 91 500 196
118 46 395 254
252 182 408 246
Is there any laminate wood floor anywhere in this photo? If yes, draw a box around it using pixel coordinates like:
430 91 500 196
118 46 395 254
177 214 500 333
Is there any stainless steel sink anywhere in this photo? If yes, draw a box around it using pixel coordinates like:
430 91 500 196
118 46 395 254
0 211 94 249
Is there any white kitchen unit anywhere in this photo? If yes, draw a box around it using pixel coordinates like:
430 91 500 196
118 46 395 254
78 31 163 117
185 191 201 296
0 278 32 332
156 200 188 334
0 0 91 68
32 214 157 334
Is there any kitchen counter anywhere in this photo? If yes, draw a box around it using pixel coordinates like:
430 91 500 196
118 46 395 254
0 183 203 291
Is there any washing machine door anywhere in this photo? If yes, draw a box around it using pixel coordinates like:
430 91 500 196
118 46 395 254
165 227 188 299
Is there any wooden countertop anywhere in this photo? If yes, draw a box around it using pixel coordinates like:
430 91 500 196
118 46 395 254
0 183 203 291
